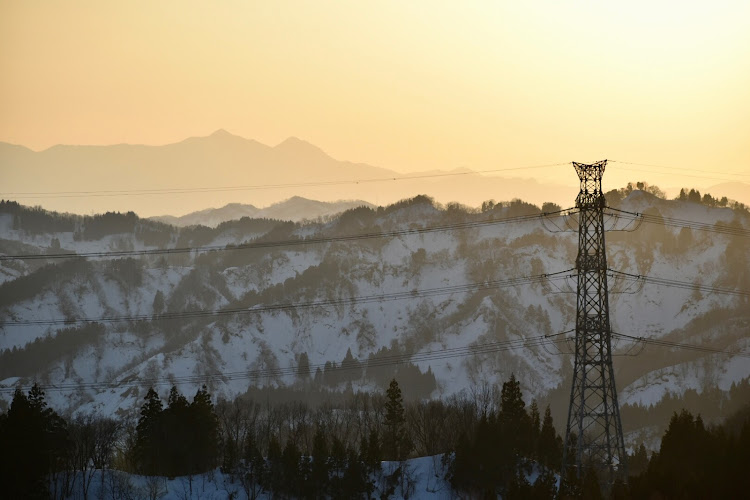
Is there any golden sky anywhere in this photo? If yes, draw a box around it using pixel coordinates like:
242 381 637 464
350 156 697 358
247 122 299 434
2 1 749 212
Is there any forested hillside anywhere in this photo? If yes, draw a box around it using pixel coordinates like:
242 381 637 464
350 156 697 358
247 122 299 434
1 187 748 453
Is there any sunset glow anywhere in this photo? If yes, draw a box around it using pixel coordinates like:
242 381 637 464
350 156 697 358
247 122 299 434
2 1 749 214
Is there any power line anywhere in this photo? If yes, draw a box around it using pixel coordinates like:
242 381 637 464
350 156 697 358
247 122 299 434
604 208 750 238
4 159 747 200
5 205 745 264
0 209 575 262
0 333 570 394
610 161 750 178
612 332 750 359
609 160 750 182
4 270 746 328
0 162 571 199
609 270 750 298
5 160 747 200
1 270 573 327
3 330 747 395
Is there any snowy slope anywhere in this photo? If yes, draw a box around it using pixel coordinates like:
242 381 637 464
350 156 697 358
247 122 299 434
0 194 748 426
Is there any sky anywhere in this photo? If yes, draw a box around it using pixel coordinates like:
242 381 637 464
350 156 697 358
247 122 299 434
2 1 750 214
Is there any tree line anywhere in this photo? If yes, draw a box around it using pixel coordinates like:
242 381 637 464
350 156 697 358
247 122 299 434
2 376 749 499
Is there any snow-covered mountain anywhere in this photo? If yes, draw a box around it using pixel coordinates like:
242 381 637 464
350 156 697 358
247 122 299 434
150 197 375 227
0 193 748 442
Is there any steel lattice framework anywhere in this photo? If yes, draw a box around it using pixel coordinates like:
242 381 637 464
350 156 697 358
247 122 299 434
562 160 627 487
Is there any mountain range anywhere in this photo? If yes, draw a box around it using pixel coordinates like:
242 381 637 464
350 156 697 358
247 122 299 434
5 130 748 222
1 130 580 217
150 197 375 227
1 192 748 448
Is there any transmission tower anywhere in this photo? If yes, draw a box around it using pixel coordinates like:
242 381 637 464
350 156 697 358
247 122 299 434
562 160 627 487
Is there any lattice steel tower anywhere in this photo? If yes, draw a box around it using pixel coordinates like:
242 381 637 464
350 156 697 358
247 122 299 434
562 160 627 487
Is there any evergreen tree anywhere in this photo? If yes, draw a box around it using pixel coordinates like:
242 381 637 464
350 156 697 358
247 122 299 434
329 435 348 497
580 467 603 500
383 378 412 461
341 446 368 498
641 410 713 498
309 426 330 498
363 428 382 472
500 373 525 421
530 468 558 499
297 351 311 381
537 405 562 471
529 399 541 458
0 385 69 499
265 435 284 495
281 439 302 497
359 430 379 498
628 442 649 477
190 385 220 473
163 386 191 477
499 374 531 490
135 387 164 475
340 348 361 384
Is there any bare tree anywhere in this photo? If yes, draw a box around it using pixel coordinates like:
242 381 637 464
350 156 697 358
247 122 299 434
68 414 98 500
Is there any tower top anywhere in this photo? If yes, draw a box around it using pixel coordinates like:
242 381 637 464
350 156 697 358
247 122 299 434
573 159 607 209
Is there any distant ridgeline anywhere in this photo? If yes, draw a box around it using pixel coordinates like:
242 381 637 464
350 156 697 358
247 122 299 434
604 181 747 210
1 183 746 236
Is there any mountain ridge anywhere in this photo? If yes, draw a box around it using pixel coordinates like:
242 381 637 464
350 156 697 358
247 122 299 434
3 131 747 222
0 131 578 217
150 196 376 227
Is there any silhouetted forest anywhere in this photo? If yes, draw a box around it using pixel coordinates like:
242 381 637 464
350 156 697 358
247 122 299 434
2 377 749 499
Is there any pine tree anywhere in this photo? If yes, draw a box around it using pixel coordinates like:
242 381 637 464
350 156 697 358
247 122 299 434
0 385 68 500
500 373 525 421
341 446 368 498
135 387 164 475
310 426 330 497
580 467 604 500
329 435 348 498
628 442 649 477
163 386 190 477
364 428 382 471
297 352 311 380
531 467 558 499
281 439 302 497
384 378 412 461
265 435 284 495
529 399 541 458
190 385 220 473
499 374 531 488
537 405 562 471
341 348 361 383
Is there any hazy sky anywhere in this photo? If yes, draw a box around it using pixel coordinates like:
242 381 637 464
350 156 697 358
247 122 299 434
2 1 750 210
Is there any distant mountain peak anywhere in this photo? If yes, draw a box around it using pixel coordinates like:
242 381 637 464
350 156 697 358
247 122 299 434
205 128 248 141
274 136 329 158
210 128 233 137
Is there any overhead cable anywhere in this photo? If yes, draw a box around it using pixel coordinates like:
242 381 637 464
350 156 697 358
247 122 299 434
2 270 573 327
1 162 572 199
0 209 576 261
